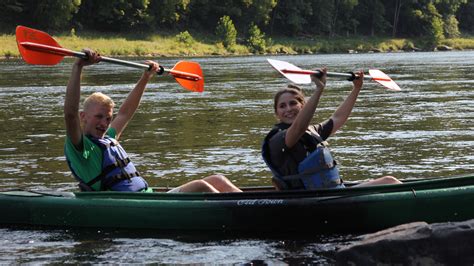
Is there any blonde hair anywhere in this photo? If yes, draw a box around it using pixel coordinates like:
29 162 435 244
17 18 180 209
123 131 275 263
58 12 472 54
83 92 115 111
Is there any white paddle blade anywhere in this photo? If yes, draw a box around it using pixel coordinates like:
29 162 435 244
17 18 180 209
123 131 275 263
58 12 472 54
368 69 401 91
267 59 312 84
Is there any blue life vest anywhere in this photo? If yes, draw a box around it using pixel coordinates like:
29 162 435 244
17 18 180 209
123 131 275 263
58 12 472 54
262 124 344 190
69 136 148 192
296 144 344 189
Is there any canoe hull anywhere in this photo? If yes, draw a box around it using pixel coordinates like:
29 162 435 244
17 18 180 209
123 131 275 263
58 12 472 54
2 175 474 234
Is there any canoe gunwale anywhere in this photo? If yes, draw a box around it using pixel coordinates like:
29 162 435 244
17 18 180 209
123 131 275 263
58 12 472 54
72 173 474 201
1 174 473 202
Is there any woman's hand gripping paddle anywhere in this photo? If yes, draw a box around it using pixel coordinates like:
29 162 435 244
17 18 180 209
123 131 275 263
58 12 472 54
16 25 204 92
267 58 401 91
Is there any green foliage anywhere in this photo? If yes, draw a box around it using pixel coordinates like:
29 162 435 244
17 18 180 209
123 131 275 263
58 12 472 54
335 0 360 35
457 1 474 33
436 0 467 15
267 44 296 55
442 37 474 49
432 17 445 42
215 15 237 49
431 0 466 38
246 0 277 25
273 0 313 36
31 0 81 31
307 0 333 36
175 31 195 47
134 46 147 56
247 23 267 53
402 40 415 51
444 15 461 38
75 0 151 32
0 0 24 31
235 0 277 31
147 0 190 28
2 29 474 59
356 0 390 36
0 0 473 43
413 3 444 45
428 3 445 43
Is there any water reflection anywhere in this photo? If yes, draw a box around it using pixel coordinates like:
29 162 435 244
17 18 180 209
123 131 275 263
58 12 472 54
0 227 355 264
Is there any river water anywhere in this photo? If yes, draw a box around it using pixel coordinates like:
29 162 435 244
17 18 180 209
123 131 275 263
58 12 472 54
0 51 473 263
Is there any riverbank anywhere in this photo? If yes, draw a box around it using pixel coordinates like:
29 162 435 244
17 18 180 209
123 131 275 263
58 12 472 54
2 31 474 58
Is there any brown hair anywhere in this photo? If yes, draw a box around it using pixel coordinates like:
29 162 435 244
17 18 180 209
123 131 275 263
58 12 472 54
273 84 306 113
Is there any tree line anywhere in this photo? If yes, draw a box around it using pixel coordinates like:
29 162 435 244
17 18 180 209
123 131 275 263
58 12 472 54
1 0 473 45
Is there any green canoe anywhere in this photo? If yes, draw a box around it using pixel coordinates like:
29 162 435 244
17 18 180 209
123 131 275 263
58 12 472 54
1 174 474 234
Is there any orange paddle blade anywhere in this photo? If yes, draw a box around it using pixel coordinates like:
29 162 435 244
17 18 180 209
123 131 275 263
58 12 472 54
16 26 65 65
16 26 205 92
171 61 204 92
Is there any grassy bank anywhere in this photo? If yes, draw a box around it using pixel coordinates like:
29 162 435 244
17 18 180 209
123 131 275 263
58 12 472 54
2 31 474 58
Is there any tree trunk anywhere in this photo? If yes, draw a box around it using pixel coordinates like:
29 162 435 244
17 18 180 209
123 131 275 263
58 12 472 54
392 0 402 37
269 3 278 36
330 0 339 37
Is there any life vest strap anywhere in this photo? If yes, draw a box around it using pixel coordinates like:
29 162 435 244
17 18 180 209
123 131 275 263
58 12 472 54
86 157 132 187
114 157 131 168
78 181 95 191
278 170 343 190
100 171 141 190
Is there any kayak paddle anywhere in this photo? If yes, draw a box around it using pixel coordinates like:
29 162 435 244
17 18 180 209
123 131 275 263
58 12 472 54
15 25 204 92
267 58 401 91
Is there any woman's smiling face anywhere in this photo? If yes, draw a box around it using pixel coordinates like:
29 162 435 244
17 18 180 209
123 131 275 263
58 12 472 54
275 92 304 124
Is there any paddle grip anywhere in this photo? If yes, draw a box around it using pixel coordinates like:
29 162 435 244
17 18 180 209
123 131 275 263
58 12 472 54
148 64 164 75
347 72 357 81
80 52 89 60
313 70 324 78
157 66 164 75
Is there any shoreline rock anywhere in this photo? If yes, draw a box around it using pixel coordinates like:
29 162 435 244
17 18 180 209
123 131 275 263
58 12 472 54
436 45 453 51
334 219 474 265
